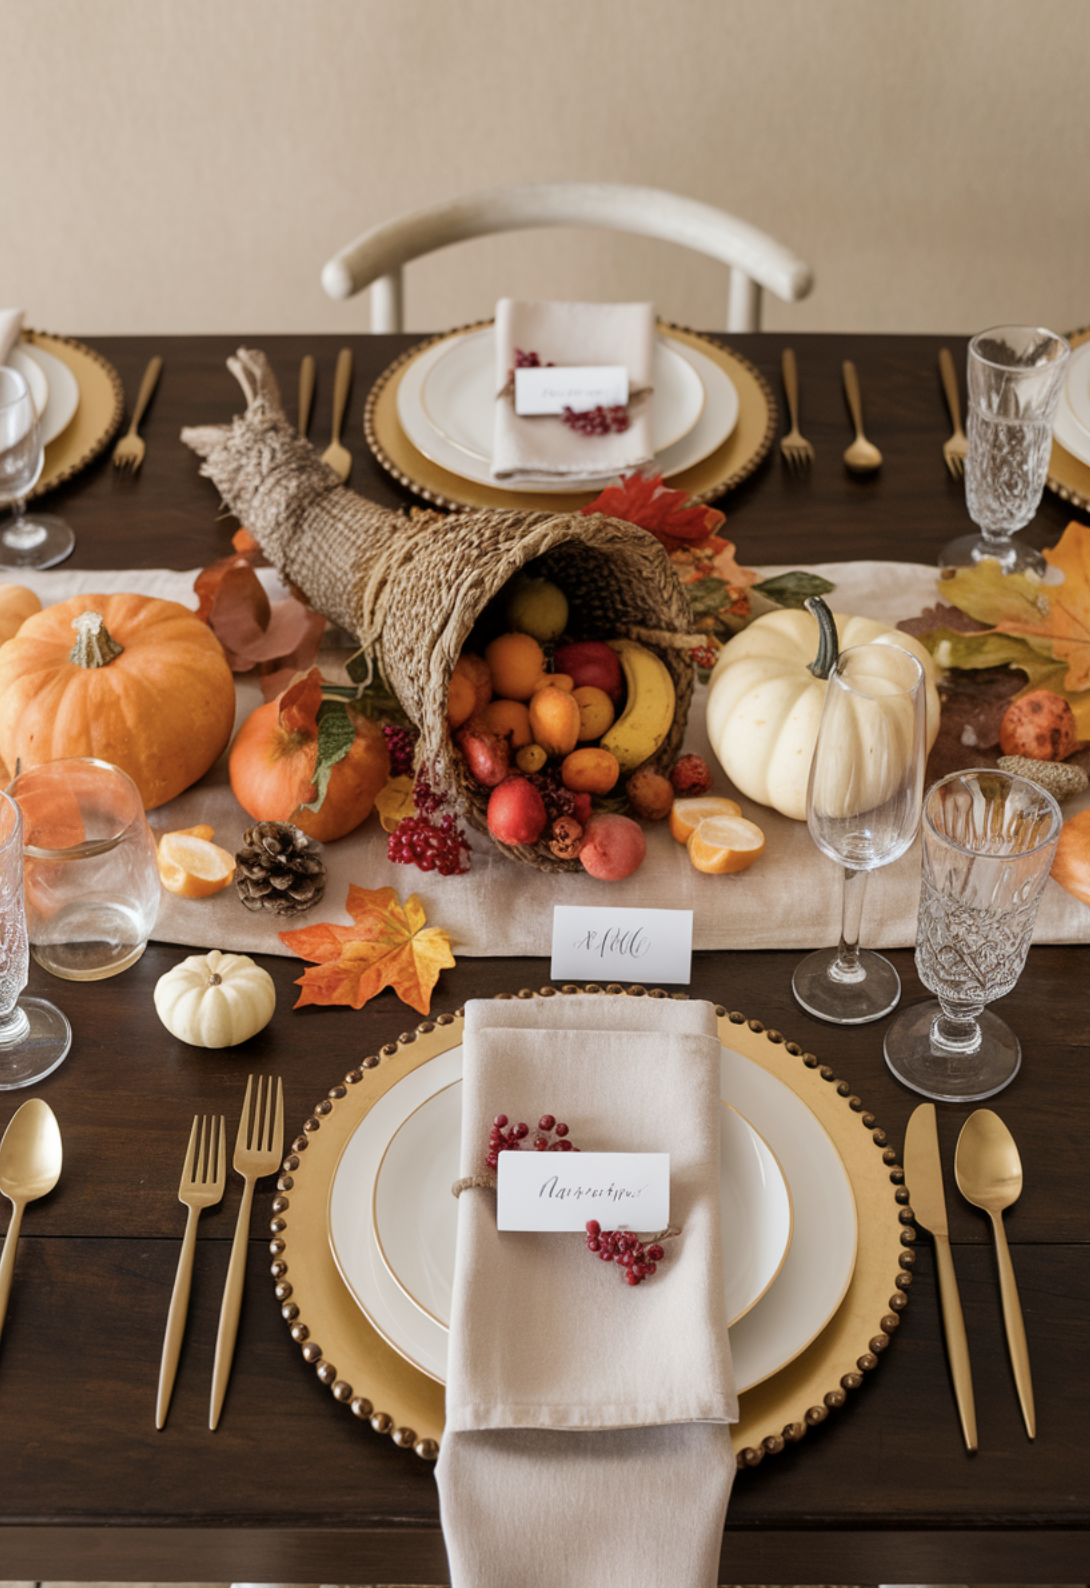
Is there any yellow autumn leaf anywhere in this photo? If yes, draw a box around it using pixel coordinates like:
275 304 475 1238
374 774 416 833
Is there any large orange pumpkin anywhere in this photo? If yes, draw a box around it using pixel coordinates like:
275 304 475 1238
0 583 41 645
0 593 237 809
229 668 390 841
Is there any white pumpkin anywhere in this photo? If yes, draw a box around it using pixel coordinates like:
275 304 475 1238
706 600 941 821
154 949 276 1049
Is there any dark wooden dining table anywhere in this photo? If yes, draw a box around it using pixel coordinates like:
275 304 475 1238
2 331 1088 1586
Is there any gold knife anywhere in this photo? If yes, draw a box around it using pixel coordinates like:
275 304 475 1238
904 1102 978 1451
298 354 315 437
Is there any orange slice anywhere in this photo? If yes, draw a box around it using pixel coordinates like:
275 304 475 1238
158 830 236 898
687 813 766 875
668 795 741 844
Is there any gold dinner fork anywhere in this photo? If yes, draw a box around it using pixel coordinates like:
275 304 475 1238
156 1114 225 1429
111 356 163 475
779 348 814 474
939 346 968 478
209 1075 284 1430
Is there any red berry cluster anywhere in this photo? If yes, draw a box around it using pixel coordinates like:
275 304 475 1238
689 644 719 673
388 813 471 876
383 723 419 778
585 1221 665 1286
509 348 555 381
485 1112 577 1170
561 405 630 436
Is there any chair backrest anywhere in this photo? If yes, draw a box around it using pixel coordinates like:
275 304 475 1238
321 181 813 333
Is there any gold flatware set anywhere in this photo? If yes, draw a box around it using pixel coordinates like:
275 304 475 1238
112 355 163 475
904 1102 1035 1450
0 1099 62 1350
295 348 353 477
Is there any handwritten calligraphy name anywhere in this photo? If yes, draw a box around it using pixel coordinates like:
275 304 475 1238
572 926 651 961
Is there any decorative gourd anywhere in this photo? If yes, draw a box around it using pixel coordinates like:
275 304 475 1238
0 583 41 645
0 594 237 809
229 667 390 842
706 598 941 821
1050 809 1090 907
154 949 276 1048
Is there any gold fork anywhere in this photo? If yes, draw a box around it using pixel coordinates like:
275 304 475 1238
112 355 163 475
156 1114 225 1429
209 1075 284 1430
780 348 814 474
939 346 968 478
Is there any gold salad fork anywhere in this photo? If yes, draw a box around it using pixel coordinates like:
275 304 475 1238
939 346 968 477
209 1075 284 1430
780 348 814 473
156 1114 225 1429
112 356 163 475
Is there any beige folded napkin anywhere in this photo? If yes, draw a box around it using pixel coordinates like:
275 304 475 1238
491 298 656 482
0 308 24 368
436 993 736 1588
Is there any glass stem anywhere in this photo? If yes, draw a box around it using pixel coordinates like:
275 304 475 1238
930 996 984 1054
3 498 46 552
828 866 869 985
0 1002 31 1049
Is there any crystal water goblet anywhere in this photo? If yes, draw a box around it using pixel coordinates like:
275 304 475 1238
0 366 75 569
939 325 1070 577
883 768 1062 1102
0 790 71 1089
792 641 927 1025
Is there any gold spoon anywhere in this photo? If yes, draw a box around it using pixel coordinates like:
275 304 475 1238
841 360 883 473
321 347 353 481
955 1108 1035 1439
0 1099 63 1348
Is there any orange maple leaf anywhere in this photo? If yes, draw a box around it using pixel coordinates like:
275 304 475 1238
984 522 1090 692
279 885 455 1014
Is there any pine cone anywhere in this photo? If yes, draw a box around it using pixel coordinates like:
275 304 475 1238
235 822 326 915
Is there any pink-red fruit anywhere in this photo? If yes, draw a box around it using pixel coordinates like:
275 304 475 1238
578 813 647 881
487 776 548 846
670 754 713 796
554 642 625 705
457 727 510 788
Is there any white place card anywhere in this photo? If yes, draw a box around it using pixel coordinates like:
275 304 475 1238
514 364 629 415
497 1150 670 1232
550 905 693 985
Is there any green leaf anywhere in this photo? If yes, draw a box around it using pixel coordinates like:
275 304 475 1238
300 701 356 813
938 560 1048 629
750 571 836 609
917 626 1090 735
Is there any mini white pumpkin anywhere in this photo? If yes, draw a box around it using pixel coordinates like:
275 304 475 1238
154 949 276 1048
706 597 941 821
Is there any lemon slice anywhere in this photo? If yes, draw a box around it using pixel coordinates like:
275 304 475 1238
668 795 741 844
686 813 766 875
158 830 236 898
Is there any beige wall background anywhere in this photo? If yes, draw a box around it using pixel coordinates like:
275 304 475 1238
3 0 1088 337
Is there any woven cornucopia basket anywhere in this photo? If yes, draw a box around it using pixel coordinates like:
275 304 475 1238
182 350 698 869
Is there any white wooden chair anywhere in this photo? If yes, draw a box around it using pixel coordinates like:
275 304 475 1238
320 181 813 333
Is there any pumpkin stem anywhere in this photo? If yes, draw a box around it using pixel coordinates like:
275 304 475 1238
805 596 839 680
70 611 124 669
208 973 222 986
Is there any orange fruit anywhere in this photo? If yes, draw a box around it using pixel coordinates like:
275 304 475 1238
479 697 533 748
572 685 615 741
447 669 477 728
484 632 546 700
686 813 766 875
668 796 742 844
158 830 237 898
528 685 581 758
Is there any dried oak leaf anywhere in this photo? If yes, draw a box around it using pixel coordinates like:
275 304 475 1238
898 603 987 638
194 539 326 698
581 471 729 552
279 885 455 1014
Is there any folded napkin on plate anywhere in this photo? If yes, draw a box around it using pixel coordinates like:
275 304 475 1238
491 298 656 482
436 994 736 1588
0 308 24 367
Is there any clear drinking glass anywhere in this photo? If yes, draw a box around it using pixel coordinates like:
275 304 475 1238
0 366 75 569
792 641 927 1025
10 759 160 981
0 789 71 1089
883 769 1062 1102
939 325 1070 576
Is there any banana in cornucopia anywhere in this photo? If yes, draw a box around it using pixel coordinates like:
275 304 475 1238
181 348 698 869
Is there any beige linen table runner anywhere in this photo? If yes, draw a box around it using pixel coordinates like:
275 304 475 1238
491 298 655 481
435 993 736 1588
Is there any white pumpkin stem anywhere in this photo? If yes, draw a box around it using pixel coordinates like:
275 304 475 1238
804 596 839 680
70 610 124 669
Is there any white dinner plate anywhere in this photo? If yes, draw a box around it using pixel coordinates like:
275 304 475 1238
421 330 706 460
328 1041 856 1395
16 341 80 446
1063 338 1090 440
5 346 49 421
396 329 740 494
1052 371 1090 468
372 1081 792 1333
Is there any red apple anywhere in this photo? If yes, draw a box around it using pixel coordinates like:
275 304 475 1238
553 642 624 705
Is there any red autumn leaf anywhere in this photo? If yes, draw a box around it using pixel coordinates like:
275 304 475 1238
582 470 727 551
279 885 456 1014
278 668 323 735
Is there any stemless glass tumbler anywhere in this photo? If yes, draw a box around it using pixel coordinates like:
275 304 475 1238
939 325 1070 576
884 769 1062 1102
0 790 71 1089
11 759 160 981
792 641 927 1025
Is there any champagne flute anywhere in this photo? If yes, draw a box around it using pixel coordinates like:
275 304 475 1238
0 790 71 1090
0 366 75 569
792 639 927 1025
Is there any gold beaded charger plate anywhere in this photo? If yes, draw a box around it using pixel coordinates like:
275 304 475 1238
1047 325 1090 514
271 989 912 1469
23 331 124 501
363 324 776 511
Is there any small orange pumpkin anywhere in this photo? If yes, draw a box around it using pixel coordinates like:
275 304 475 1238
0 583 41 645
0 593 237 809
229 668 390 841
1051 810 1090 907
